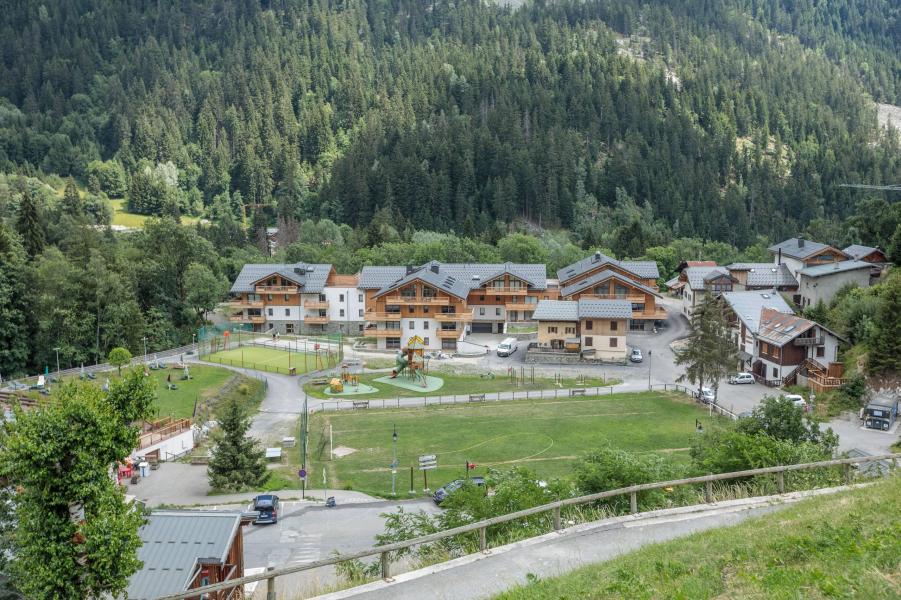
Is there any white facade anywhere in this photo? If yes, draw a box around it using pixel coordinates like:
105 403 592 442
798 269 871 308
775 256 806 280
324 287 366 332
137 429 195 462
373 316 464 351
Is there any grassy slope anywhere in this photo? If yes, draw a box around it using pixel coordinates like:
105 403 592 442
303 370 618 400
109 199 200 228
497 475 901 599
308 392 718 496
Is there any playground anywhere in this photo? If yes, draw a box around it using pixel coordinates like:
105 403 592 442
308 391 720 497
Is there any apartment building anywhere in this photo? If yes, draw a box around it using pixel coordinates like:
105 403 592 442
768 237 849 279
752 308 847 386
722 291 795 372
226 263 364 334
358 261 555 350
680 265 735 317
531 299 631 361
556 252 663 330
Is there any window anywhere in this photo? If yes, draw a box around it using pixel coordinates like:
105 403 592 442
548 326 558 333
586 320 593 330
816 346 825 358
610 320 618 331
358 294 364 302
285 323 295 334
408 306 414 313
479 295 485 301
423 337 430 345
585 336 593 347
409 321 415 328
565 326 575 335
267 294 273 301
423 306 429 313
423 321 429 330
319 294 326 301
268 308 273 316
359 324 364 331
284 308 290 316
442 339 457 350
610 337 618 347
358 309 364 317
340 309 345 317
773 346 780 359
495 296 501 302
479 307 485 315
386 337 401 349
339 293 345 302
772 367 778 378
284 294 289 301
495 307 501 316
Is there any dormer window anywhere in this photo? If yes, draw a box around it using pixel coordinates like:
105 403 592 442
422 286 437 298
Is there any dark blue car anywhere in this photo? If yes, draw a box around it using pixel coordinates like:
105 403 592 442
252 494 280 524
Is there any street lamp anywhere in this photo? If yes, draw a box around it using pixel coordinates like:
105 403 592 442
192 332 196 353
53 347 61 383
391 424 398 496
647 349 653 390
142 337 148 361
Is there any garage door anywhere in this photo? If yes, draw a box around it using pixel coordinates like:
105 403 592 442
471 322 493 333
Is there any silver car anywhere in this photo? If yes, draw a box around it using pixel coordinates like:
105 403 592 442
729 372 754 385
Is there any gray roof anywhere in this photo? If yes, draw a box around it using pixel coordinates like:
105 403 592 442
126 511 243 600
531 299 632 321
577 298 633 319
531 300 579 321
727 263 797 288
683 266 732 290
559 269 662 299
557 252 659 283
798 260 872 278
230 263 331 294
722 291 794 335
842 245 883 260
362 262 548 295
768 237 836 260
374 265 472 300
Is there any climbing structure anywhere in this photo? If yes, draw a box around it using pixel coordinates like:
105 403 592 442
390 336 428 387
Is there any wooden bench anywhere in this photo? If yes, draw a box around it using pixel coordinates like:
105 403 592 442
468 394 486 403
352 400 370 410
569 388 586 397
311 378 329 386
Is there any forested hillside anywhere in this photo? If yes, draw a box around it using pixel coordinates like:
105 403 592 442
0 0 898 242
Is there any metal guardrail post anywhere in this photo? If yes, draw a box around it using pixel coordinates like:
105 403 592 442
630 491 638 514
704 479 713 503
380 551 390 580
552 506 562 530
266 566 276 599
776 471 785 494
478 526 487 552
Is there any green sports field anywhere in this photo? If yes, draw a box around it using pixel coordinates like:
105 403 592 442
308 391 719 497
204 345 323 374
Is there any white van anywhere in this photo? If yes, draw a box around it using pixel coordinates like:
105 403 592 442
496 338 518 357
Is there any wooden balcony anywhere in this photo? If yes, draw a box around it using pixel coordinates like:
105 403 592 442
579 294 649 303
225 299 264 309
229 314 265 323
505 302 537 311
385 296 450 305
794 336 824 347
436 328 462 338
256 285 299 294
304 300 330 309
364 329 402 337
366 312 403 321
480 287 528 295
632 306 667 320
434 312 473 322
304 315 330 324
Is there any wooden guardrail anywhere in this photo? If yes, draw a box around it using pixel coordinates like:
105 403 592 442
155 453 900 600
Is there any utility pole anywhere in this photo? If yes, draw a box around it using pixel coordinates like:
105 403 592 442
648 350 653 391
53 347 61 383
391 424 398 496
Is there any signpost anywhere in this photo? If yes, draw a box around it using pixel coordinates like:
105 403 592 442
418 454 437 491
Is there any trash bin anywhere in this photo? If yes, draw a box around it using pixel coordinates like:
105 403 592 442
138 462 150 478
289 367 297 376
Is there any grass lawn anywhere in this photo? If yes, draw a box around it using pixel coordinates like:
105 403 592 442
496 475 901 599
303 370 619 400
307 392 717 497
109 199 200 228
205 346 324 375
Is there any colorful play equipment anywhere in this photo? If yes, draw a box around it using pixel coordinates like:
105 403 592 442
390 336 429 388
328 377 344 393
328 362 362 394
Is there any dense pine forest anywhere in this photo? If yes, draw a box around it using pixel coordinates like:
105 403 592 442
0 0 899 375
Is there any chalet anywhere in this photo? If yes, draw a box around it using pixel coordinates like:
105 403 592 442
768 237 848 279
843 244 888 264
557 252 663 330
722 291 794 372
726 263 797 294
754 308 848 391
125 510 252 600
797 260 872 308
530 298 631 362
358 262 554 350
680 265 736 317
227 263 365 335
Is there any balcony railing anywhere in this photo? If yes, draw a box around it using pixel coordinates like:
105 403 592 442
366 312 403 321
304 300 329 309
505 302 537 311
229 314 265 323
436 328 462 338
364 329 402 337
256 285 299 294
794 336 824 347
632 306 667 320
579 294 648 303
385 296 450 305
434 312 474 322
479 287 528 295
304 315 330 324
225 299 264 309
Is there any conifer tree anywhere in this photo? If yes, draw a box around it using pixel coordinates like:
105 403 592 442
675 296 739 401
208 396 269 491
867 273 901 376
15 186 44 257
61 177 83 217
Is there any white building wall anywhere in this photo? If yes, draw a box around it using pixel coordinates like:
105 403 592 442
472 305 506 322
799 270 871 308
265 305 301 321
136 429 195 462
777 256 806 279
324 287 366 324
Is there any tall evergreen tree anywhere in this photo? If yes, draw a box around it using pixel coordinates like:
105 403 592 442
867 273 901 376
208 396 269 491
15 186 44 257
61 177 83 217
675 296 739 401
0 223 29 378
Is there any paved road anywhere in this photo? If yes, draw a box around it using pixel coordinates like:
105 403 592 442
311 486 855 600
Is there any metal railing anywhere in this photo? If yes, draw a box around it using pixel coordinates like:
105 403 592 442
156 453 901 600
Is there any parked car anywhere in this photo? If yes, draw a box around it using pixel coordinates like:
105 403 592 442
737 410 754 419
251 494 280 524
728 372 754 385
629 348 643 363
699 387 715 404
782 394 807 409
433 477 486 504
496 338 518 357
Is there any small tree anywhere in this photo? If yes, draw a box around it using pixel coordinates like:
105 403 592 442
107 347 132 375
675 295 739 401
185 263 227 324
737 396 837 450
208 396 269 491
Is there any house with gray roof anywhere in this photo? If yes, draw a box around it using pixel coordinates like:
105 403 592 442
842 244 888 264
797 260 873 309
557 251 660 287
726 263 798 292
768 237 848 279
722 291 794 368
530 298 631 362
125 510 252 600
680 265 735 317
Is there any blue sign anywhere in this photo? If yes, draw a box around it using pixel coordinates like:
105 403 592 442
298 468 307 480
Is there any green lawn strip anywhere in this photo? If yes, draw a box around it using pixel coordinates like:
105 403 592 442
204 346 322 374
109 199 200 228
303 371 619 400
306 392 715 497
495 475 901 599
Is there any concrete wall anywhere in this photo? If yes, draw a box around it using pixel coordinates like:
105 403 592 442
137 429 195 462
799 269 871 308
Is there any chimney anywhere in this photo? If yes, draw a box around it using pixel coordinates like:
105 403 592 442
430 264 440 274
797 237 805 248
593 251 601 263
406 264 414 275
777 248 782 265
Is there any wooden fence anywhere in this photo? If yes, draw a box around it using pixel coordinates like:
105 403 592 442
156 453 900 600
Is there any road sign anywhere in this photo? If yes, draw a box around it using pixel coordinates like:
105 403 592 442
418 454 437 471
298 468 307 480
